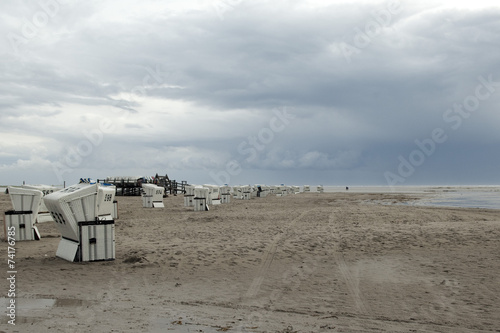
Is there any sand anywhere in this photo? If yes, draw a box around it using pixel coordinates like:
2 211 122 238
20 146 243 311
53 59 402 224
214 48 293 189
1 191 500 333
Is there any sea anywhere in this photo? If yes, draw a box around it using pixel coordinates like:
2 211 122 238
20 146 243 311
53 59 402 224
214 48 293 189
1 185 499 210
322 185 500 210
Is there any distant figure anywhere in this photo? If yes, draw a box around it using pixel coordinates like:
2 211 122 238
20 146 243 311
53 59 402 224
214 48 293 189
346 186 349 191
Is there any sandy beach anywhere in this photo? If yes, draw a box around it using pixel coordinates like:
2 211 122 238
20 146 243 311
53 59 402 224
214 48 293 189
1 191 500 333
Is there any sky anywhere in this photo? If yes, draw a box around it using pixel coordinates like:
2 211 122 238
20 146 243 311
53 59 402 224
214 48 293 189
1 0 500 187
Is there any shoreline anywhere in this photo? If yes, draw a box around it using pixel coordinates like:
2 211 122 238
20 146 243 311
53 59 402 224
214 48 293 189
2 184 499 210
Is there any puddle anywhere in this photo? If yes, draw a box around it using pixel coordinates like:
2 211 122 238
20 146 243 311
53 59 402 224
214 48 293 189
1 297 55 311
54 298 89 307
1 297 93 315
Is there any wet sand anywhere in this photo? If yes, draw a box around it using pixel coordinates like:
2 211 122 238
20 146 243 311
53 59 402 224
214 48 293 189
1 191 500 332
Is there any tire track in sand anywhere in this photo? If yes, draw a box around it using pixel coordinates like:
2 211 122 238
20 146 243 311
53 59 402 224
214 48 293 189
329 211 369 315
334 252 369 314
245 208 314 298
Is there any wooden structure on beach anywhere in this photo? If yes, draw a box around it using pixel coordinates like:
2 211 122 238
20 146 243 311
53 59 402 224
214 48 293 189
153 174 187 195
99 174 187 196
100 177 142 196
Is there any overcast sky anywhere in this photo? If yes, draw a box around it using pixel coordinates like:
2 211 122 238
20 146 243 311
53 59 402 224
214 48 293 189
1 0 500 187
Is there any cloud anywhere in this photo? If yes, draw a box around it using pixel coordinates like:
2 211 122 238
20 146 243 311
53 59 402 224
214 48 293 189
0 156 53 170
1 0 500 185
